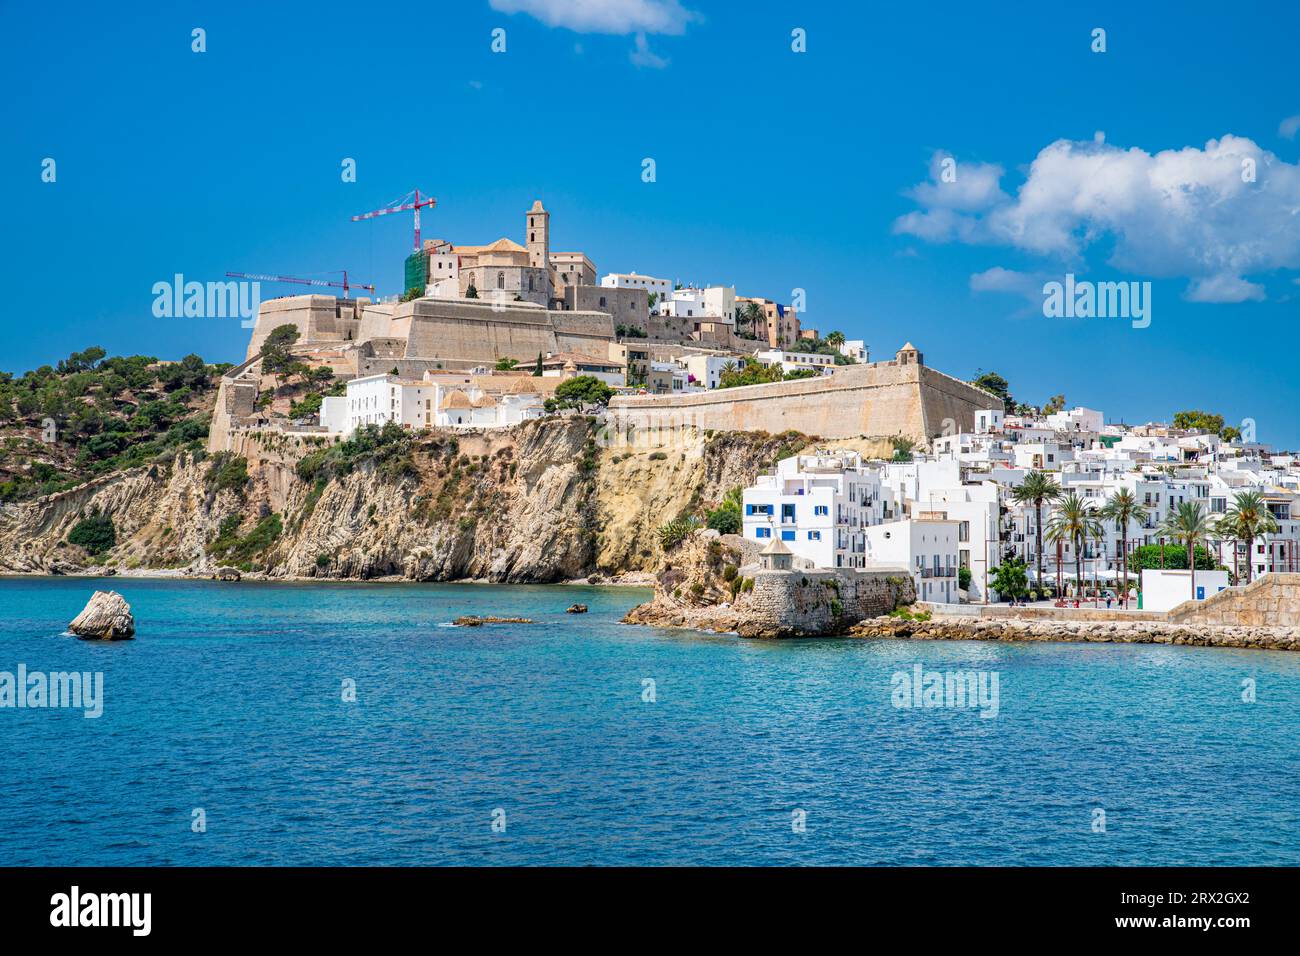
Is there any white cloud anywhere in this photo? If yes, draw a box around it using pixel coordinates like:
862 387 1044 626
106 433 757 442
1185 273 1266 303
629 32 668 68
1280 115 1300 140
895 135 1300 302
489 0 698 35
969 266 1045 302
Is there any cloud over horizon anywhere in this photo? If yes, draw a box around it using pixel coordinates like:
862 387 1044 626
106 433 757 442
895 136 1300 303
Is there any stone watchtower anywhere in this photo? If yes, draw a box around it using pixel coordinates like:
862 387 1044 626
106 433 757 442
759 536 794 571
895 342 923 366
526 200 550 271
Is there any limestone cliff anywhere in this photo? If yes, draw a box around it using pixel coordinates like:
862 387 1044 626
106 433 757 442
0 419 885 583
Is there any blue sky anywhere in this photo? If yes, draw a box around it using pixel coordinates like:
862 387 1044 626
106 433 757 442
4 1 1298 446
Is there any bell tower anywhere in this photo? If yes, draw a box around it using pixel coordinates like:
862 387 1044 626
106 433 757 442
525 200 550 271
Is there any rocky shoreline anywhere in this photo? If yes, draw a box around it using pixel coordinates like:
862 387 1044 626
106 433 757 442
848 615 1300 651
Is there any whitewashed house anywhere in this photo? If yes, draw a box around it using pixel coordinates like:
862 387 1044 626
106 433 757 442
742 450 894 569
863 516 961 603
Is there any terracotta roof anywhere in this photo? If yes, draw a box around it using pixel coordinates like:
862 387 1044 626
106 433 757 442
442 389 473 409
453 237 527 255
472 394 497 408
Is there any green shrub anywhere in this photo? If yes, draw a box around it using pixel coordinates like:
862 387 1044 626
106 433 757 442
205 453 249 496
657 516 698 550
67 511 116 554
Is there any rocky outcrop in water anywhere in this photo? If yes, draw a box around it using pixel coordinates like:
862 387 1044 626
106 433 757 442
68 590 135 640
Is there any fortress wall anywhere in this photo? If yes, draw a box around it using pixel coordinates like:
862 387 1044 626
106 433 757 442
918 366 1005 437
744 568 915 635
609 361 998 443
246 296 359 361
1167 573 1300 627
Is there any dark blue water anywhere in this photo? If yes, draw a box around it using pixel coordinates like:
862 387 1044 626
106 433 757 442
1 576 1297 865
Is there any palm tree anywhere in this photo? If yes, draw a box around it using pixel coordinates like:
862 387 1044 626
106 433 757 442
1159 501 1212 602
1100 488 1148 608
1220 490 1279 584
720 360 738 376
826 330 846 349
1046 492 1101 601
1011 471 1063 593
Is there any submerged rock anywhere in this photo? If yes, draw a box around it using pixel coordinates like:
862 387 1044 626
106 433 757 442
68 590 135 641
566 604 588 614
452 615 533 627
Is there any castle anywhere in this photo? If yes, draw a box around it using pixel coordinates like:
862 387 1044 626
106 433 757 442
210 198 1003 452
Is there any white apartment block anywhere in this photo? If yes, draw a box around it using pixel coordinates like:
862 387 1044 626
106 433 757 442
863 517 961 603
742 451 895 569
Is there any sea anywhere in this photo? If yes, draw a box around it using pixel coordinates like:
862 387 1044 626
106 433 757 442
1 576 1296 865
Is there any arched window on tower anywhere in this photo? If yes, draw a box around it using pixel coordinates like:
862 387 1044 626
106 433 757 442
497 271 505 290
528 275 534 291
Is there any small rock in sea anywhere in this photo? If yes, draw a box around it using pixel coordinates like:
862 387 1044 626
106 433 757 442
68 590 135 641
213 566 242 581
566 604 589 614
452 615 533 627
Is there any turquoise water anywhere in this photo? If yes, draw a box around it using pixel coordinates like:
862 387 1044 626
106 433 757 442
1 576 1297 866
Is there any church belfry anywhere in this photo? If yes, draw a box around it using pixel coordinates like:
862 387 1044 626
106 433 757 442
525 199 550 271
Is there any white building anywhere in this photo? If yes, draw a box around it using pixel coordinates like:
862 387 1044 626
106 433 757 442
1141 569 1230 612
679 353 732 390
657 285 735 321
974 408 1004 434
742 450 894 569
838 339 868 363
601 271 673 304
325 373 546 435
1046 406 1105 433
753 349 835 375
342 373 438 433
649 360 689 393
863 516 961 603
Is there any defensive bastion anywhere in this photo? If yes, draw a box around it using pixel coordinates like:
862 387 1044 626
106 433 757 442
608 345 1002 445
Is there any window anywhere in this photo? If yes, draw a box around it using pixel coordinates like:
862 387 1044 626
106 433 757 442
497 271 505 289
781 530 795 541
813 505 828 516
755 527 771 539
808 531 821 540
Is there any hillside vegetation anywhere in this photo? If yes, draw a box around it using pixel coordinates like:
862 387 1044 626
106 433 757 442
0 346 229 502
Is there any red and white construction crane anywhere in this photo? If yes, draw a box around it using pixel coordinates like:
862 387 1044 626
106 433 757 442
224 270 376 297
351 188 437 252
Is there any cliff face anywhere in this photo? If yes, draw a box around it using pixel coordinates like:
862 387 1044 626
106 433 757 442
0 419 882 583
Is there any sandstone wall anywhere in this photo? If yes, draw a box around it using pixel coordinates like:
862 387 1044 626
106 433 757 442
1167 573 1300 627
